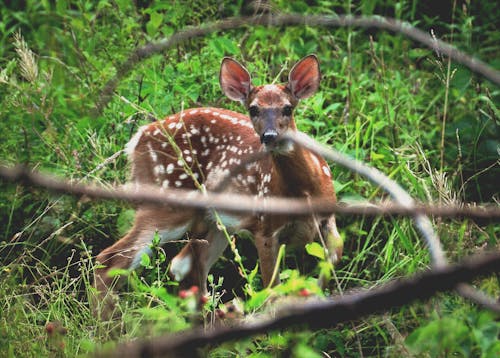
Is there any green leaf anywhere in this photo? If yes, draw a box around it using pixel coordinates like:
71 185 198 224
117 209 135 236
333 180 351 194
246 289 270 311
305 242 325 260
140 253 151 268
107 268 130 278
146 11 163 36
293 343 322 358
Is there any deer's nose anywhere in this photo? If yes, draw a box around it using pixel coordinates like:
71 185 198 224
261 129 278 145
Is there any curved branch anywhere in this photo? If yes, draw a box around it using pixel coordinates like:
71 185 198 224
285 132 446 266
285 132 500 310
95 14 500 113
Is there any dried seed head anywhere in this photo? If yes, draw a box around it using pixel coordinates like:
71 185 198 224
13 31 38 83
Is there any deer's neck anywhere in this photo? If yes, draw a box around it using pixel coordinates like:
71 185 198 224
268 142 329 198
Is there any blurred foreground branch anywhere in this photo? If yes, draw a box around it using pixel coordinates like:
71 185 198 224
1 164 499 220
96 14 500 113
101 251 500 357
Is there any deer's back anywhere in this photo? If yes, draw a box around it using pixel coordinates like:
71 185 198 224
126 107 262 194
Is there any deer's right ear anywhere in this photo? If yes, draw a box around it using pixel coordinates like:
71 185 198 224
220 58 252 103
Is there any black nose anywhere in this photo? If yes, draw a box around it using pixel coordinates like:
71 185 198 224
261 130 278 145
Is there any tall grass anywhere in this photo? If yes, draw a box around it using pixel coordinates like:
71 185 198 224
0 0 498 356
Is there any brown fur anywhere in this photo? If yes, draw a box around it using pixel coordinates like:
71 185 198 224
94 56 342 312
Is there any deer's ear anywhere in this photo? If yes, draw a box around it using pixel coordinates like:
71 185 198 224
287 54 320 100
220 58 252 102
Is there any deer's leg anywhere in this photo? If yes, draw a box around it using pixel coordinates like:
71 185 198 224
255 232 280 288
321 215 343 265
94 207 193 295
171 229 228 294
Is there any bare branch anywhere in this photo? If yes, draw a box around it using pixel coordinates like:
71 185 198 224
1 164 499 220
285 132 499 309
100 251 500 358
285 132 447 266
95 14 500 113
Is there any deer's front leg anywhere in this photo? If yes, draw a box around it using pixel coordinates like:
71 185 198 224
171 229 228 294
255 231 280 287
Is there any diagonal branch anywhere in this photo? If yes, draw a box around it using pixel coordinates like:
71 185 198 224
100 251 500 358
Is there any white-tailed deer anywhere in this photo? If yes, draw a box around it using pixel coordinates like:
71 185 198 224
94 55 342 300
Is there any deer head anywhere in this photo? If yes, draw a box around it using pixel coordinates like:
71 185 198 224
220 55 321 148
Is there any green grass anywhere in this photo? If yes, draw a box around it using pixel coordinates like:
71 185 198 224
1 0 499 356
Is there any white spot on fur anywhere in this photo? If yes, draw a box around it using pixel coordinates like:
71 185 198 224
125 126 145 156
166 163 174 174
147 142 158 162
322 165 331 177
310 153 320 167
170 254 192 281
154 164 165 175
201 148 210 157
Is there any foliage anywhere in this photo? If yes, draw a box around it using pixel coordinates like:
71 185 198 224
0 0 499 357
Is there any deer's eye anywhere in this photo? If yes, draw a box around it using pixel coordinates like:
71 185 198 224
282 105 293 116
249 106 259 118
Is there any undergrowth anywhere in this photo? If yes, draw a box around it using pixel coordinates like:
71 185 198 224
0 0 499 357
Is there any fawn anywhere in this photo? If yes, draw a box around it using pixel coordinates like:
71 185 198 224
94 55 342 300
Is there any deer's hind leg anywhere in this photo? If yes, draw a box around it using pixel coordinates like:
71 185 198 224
93 206 194 312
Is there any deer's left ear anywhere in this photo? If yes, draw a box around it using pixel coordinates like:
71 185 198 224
220 57 252 103
287 54 321 100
